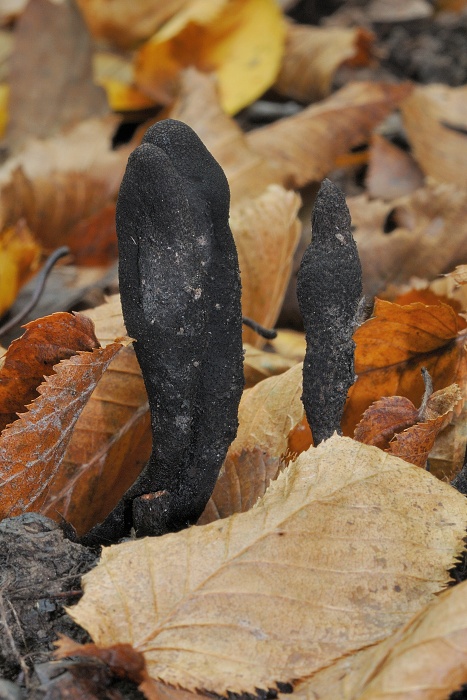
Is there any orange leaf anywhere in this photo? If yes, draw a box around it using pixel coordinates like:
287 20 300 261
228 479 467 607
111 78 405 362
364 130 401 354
0 312 99 434
0 220 41 316
0 339 127 519
354 395 418 450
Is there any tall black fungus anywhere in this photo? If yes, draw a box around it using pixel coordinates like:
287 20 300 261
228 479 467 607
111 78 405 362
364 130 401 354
296 179 362 445
83 119 244 543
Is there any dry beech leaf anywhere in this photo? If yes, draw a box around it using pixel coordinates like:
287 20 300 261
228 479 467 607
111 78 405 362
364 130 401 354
76 0 189 49
230 185 301 345
0 311 99 434
0 220 40 317
269 329 306 362
243 343 296 389
365 133 424 200
355 383 463 467
447 264 467 286
350 180 467 297
274 21 374 103
0 116 132 248
246 80 413 191
291 578 467 700
6 0 108 151
0 339 127 520
70 435 467 696
135 0 285 115
169 69 412 202
93 51 156 113
199 362 304 524
343 299 467 436
402 84 467 185
42 295 151 536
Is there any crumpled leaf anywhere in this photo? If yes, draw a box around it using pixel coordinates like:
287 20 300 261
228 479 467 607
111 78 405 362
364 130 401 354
402 84 467 185
0 220 40 317
135 0 285 115
0 311 99 434
70 435 467 696
199 362 304 524
355 383 463 467
169 69 412 202
0 116 132 248
230 184 301 345
274 21 374 103
6 0 108 151
350 180 467 296
343 299 467 436
290 577 467 700
0 337 127 520
41 296 150 536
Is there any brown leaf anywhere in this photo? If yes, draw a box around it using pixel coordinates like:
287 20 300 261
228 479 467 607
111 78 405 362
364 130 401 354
291 578 467 700
0 219 41 316
365 133 424 200
199 362 304 523
0 116 132 248
343 299 467 436
0 311 99 434
350 180 467 296
402 84 467 185
274 22 374 103
6 0 108 151
42 296 151 536
243 343 297 388
0 339 127 519
354 395 419 450
230 185 301 345
70 436 467 696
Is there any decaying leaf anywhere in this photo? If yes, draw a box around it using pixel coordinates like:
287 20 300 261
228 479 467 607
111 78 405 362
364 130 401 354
350 180 467 296
0 338 127 520
291 578 467 700
6 0 108 151
243 343 296 388
365 133 424 200
230 184 301 346
70 436 467 696
135 0 285 115
355 382 463 467
274 21 374 103
0 220 40 317
269 329 306 362
402 84 467 185
199 362 304 524
0 311 99 434
343 299 467 436
0 116 132 248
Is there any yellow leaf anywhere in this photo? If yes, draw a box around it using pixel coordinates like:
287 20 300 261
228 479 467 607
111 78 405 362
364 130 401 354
0 83 8 138
70 436 467 695
135 0 286 114
0 221 40 317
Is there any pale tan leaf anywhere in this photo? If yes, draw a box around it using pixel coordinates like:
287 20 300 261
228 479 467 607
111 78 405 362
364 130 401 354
0 340 126 519
402 84 467 185
366 133 424 200
269 329 306 362
291 578 467 700
230 185 301 345
199 362 304 523
243 343 296 388
274 22 374 103
70 436 467 695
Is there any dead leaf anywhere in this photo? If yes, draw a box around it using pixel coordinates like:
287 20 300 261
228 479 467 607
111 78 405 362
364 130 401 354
0 311 99 434
402 84 467 185
243 343 296 388
343 299 467 436
70 435 467 695
274 21 374 103
0 116 131 248
169 70 412 202
446 264 467 286
6 0 108 151
199 362 304 523
0 83 7 138
291 578 467 700
0 220 40 317
93 51 156 113
230 185 301 345
355 383 463 467
0 1 27 25
269 329 306 362
75 0 189 49
41 295 151 535
134 0 285 115
350 180 467 296
0 338 127 519
365 133 424 200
